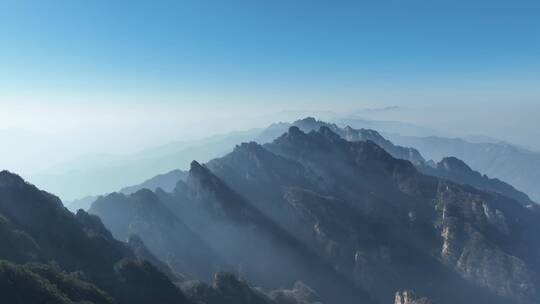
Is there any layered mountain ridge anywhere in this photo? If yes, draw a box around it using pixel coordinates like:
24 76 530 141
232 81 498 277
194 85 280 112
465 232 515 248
387 134 540 202
64 117 535 210
0 170 323 304
3 117 539 304
88 125 540 304
0 170 190 304
283 118 534 206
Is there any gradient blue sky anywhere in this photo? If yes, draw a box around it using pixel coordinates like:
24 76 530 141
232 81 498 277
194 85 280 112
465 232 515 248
1 0 540 176
1 0 539 110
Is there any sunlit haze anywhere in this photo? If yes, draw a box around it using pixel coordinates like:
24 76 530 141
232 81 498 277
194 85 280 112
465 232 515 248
1 0 539 187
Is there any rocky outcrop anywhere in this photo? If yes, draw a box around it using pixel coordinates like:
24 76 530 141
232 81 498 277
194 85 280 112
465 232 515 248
394 290 432 304
181 273 323 304
455 227 536 301
435 183 537 302
269 281 324 304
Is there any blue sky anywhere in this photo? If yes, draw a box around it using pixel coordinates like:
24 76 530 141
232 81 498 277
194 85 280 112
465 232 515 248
1 0 539 110
1 0 540 178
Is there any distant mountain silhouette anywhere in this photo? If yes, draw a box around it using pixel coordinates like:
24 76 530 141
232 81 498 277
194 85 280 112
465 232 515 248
37 116 536 211
31 129 262 201
387 134 540 203
257 118 532 206
257 117 425 165
64 169 188 212
419 157 534 206
120 169 188 194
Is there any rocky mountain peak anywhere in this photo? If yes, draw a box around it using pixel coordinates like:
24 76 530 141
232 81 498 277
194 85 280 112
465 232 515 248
362 128 382 138
293 117 340 132
344 127 385 141
0 170 28 189
232 142 269 159
190 160 205 173
188 160 219 191
76 209 114 239
295 116 318 125
288 125 304 137
93 192 129 208
189 161 221 189
131 188 160 203
438 157 473 172
317 126 342 142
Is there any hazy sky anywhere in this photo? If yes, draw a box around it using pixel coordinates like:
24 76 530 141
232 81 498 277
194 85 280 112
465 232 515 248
1 0 539 175
2 0 539 106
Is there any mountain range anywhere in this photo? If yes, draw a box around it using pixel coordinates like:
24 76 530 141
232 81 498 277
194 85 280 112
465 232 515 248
31 129 262 201
258 118 534 207
386 134 540 202
0 170 325 304
65 118 534 212
87 124 540 304
3 117 540 304
29 115 539 209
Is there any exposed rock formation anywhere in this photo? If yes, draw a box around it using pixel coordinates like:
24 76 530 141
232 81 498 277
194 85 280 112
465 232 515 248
394 290 432 304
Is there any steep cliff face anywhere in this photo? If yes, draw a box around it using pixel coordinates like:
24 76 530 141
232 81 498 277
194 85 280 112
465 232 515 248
205 142 319 242
435 183 538 301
